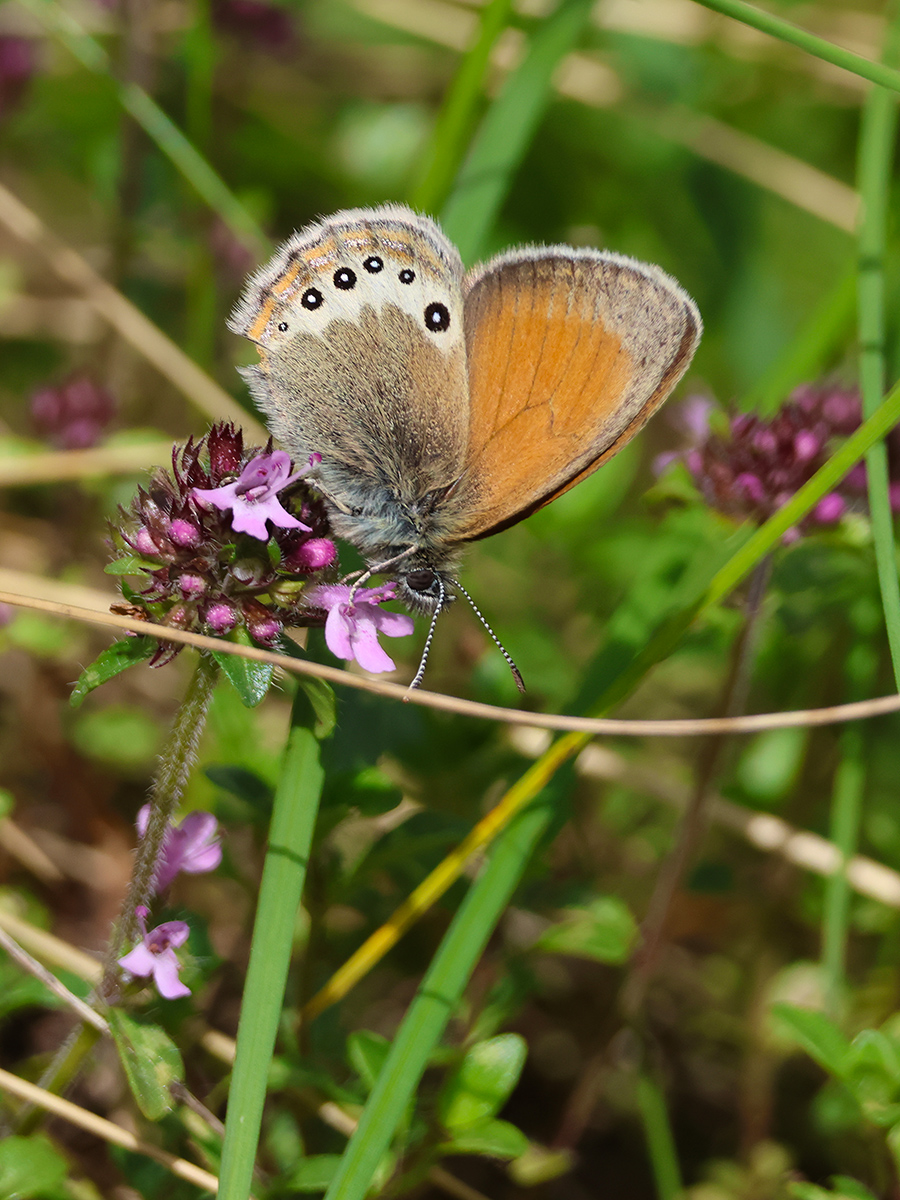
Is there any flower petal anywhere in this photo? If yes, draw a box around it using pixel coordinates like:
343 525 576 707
324 602 355 660
118 944 157 978
152 951 191 999
370 608 415 639
349 621 397 673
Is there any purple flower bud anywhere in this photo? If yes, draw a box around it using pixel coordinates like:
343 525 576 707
283 537 337 573
206 423 244 479
134 527 159 555
793 431 820 462
735 473 766 505
813 493 845 523
243 600 282 645
205 602 238 634
168 518 201 548
178 573 206 598
753 430 778 455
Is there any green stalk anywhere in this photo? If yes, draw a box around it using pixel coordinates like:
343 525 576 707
440 0 595 262
410 0 516 213
321 795 556 1200
857 12 900 685
636 1072 682 1200
822 723 865 1018
216 690 326 1200
692 0 900 94
102 652 219 987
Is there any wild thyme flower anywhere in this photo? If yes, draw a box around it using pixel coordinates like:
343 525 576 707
306 583 415 673
111 422 336 665
136 806 222 893
666 384 879 541
118 906 191 999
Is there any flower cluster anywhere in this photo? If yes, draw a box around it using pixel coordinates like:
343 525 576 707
667 383 883 541
31 374 116 450
113 423 336 665
112 422 415 673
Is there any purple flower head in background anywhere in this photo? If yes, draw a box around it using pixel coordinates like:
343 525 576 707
658 383 895 540
192 450 310 540
0 37 34 118
307 583 415 673
30 374 116 450
136 806 222 893
118 906 191 999
213 0 296 54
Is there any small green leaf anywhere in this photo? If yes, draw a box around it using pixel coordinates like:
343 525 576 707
213 631 273 707
104 554 158 575
347 1030 390 1092
535 897 637 965
771 1004 853 1078
441 1117 529 1160
296 675 337 739
0 788 13 820
108 1010 184 1120
70 638 155 706
0 1134 68 1199
439 1033 527 1131
286 1155 343 1193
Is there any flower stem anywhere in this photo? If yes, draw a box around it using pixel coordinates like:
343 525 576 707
101 651 219 997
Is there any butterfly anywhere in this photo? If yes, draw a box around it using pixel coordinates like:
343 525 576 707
229 204 701 687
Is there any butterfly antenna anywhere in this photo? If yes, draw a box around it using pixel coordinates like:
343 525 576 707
453 580 526 693
405 577 444 697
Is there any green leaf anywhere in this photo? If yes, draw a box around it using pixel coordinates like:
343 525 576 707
439 1033 527 1131
104 554 158 575
70 638 156 707
286 1155 343 1193
213 630 273 707
535 897 637 965
441 1117 529 1160
771 1004 853 1078
108 1010 184 1120
0 1135 68 1200
347 1030 391 1092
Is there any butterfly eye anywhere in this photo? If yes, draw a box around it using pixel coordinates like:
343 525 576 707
399 268 416 284
333 267 357 290
363 256 383 274
424 302 450 333
301 288 324 310
277 322 288 332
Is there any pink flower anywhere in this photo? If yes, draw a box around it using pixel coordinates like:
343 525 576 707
192 450 310 540
136 806 222 893
307 583 415 673
118 906 191 999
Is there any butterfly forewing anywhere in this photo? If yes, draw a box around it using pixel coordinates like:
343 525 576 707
452 248 701 541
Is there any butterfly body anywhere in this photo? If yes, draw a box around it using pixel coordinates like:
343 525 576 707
230 204 702 619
